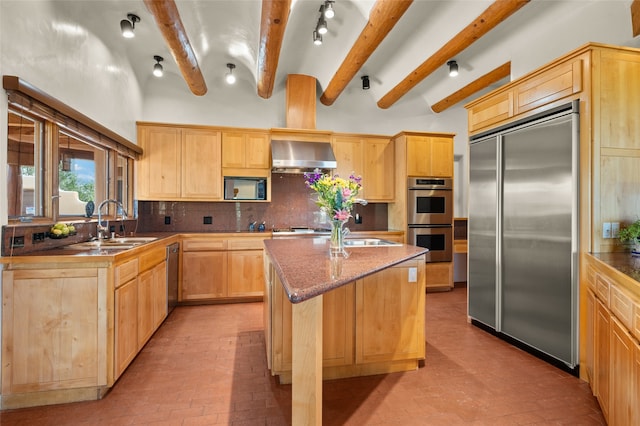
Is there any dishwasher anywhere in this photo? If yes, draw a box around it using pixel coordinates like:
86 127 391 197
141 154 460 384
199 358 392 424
166 242 180 314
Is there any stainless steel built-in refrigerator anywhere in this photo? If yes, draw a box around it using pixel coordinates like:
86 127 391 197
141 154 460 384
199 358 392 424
468 103 579 370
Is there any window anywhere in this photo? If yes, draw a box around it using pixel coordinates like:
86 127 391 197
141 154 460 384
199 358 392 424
4 76 141 223
57 131 107 217
7 109 44 219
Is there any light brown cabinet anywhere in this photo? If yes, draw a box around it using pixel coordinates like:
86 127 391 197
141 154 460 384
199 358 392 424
405 135 454 177
331 135 394 202
584 254 640 425
1 266 108 409
265 255 425 383
137 124 222 201
114 246 167 380
222 130 270 170
181 236 266 302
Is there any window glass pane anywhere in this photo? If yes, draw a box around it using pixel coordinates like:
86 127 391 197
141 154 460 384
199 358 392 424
7 110 43 218
58 131 106 217
116 154 130 216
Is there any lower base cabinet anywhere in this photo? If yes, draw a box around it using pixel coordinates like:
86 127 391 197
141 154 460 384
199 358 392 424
1 266 108 409
584 255 640 425
425 262 453 291
265 256 425 383
115 277 138 379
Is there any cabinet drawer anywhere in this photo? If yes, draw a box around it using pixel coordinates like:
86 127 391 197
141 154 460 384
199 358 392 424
227 238 267 250
595 274 611 305
468 90 513 134
586 265 596 291
115 258 138 288
139 245 166 272
514 58 582 116
182 239 227 251
610 285 634 331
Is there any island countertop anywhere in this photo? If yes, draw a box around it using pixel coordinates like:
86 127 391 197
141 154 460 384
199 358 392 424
263 238 428 303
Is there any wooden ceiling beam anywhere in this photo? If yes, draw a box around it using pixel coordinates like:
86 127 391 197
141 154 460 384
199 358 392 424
377 0 529 109
144 0 208 96
257 0 291 99
431 62 511 113
631 0 640 37
319 0 413 106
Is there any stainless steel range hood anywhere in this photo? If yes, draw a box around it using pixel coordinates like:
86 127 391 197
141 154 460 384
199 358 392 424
271 139 337 173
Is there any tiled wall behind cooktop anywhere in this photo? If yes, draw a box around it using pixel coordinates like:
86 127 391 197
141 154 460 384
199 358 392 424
136 173 389 233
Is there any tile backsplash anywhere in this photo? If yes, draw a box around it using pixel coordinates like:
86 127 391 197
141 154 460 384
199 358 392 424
137 173 389 233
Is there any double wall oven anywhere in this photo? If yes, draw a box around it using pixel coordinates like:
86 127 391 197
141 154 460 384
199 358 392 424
407 177 453 263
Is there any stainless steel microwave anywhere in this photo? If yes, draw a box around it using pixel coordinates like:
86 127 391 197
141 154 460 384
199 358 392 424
224 177 267 200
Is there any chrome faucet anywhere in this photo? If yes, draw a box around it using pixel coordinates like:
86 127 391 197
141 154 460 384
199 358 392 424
97 199 128 240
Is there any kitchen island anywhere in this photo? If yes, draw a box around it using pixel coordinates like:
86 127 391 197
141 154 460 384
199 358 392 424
263 238 428 425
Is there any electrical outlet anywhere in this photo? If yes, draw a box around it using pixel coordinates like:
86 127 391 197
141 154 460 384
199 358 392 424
11 236 24 248
603 222 612 239
408 267 417 283
32 232 45 243
203 216 213 225
164 216 171 225
355 213 362 224
612 222 620 238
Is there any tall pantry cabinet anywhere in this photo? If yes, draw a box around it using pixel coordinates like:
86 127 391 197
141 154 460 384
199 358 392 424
464 42 640 424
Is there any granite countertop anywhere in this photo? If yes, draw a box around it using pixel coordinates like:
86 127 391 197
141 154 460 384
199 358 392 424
264 238 428 304
591 252 640 283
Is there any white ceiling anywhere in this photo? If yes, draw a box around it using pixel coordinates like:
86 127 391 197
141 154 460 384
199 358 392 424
34 1 640 115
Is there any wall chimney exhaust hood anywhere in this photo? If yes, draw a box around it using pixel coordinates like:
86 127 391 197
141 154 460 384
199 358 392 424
271 139 337 173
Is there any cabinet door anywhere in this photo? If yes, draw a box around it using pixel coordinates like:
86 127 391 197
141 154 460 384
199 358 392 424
222 131 245 168
228 250 264 297
407 135 453 177
182 129 222 200
332 136 363 178
137 268 155 348
152 261 168 328
362 137 394 201
595 298 610 419
115 277 138 379
585 288 596 386
610 316 637 426
355 260 425 363
137 126 181 199
2 269 107 393
182 251 228 300
245 132 270 169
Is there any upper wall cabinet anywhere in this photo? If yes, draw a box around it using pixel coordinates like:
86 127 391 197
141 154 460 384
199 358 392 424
404 134 454 177
331 134 395 202
137 124 222 201
222 130 270 173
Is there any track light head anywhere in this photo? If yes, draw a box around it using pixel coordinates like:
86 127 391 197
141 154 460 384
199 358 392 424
361 75 370 90
226 63 236 84
120 13 140 38
153 55 164 77
447 60 459 77
313 30 323 45
317 17 328 35
323 1 335 19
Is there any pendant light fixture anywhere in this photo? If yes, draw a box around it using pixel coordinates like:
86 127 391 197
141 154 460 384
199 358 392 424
120 13 140 39
447 60 459 77
225 63 236 84
153 56 164 77
316 15 328 35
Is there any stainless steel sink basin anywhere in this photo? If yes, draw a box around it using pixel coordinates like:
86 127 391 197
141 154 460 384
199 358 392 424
64 237 158 251
343 238 402 247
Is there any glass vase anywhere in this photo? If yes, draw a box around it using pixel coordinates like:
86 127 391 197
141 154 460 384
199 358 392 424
329 219 347 258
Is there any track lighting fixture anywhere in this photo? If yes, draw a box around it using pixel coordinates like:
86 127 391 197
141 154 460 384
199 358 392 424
153 55 164 77
316 15 328 35
323 1 335 19
120 13 140 39
225 63 236 84
361 75 370 90
313 30 323 46
447 60 459 77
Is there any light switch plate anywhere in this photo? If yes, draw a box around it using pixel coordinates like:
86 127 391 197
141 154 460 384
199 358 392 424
612 222 620 238
408 267 417 283
603 222 612 239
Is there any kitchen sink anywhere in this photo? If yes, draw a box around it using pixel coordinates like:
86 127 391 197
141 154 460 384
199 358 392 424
64 237 158 251
343 238 402 247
